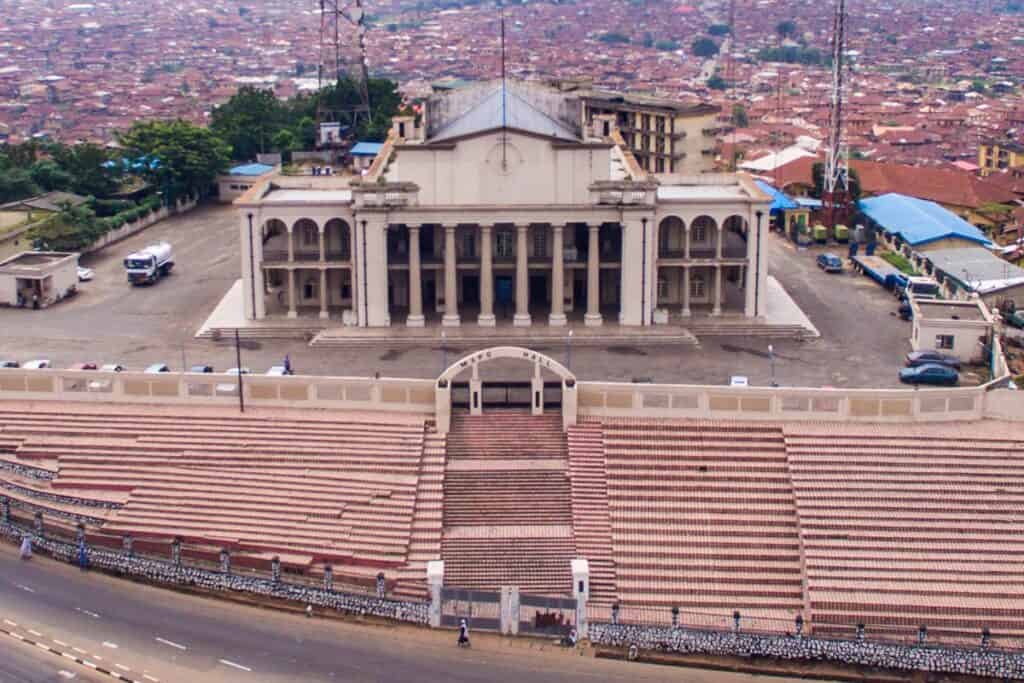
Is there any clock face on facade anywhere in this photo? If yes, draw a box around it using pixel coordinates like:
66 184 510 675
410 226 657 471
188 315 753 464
484 136 524 176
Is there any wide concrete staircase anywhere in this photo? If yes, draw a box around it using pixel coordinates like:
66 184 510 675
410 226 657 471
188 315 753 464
441 411 575 595
566 422 617 601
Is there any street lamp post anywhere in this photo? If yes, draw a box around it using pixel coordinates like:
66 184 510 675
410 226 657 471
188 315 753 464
567 329 573 371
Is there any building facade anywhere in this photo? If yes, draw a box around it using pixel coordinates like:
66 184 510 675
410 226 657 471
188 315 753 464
235 82 770 330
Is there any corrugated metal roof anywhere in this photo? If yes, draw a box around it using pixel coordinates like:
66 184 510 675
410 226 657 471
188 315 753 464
754 180 800 212
228 163 275 176
858 193 992 247
923 246 1024 294
350 142 384 156
430 86 578 143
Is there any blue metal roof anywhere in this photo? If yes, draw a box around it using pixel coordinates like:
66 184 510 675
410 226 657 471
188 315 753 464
858 193 992 247
754 180 800 212
350 142 385 156
228 163 275 176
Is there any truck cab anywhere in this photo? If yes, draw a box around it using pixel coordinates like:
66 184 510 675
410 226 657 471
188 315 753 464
124 242 174 285
898 276 941 300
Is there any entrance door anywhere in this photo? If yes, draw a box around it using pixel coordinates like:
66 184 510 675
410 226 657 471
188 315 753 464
423 278 436 314
529 274 547 308
495 276 514 309
462 274 479 308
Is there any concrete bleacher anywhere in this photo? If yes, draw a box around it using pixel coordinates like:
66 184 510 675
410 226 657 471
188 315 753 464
592 418 806 625
0 401 443 588
784 422 1024 643
440 411 574 595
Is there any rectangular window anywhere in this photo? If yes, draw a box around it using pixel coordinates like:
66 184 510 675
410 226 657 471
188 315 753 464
690 275 706 298
935 334 955 350
657 277 669 300
655 158 665 173
303 225 317 246
533 227 547 258
693 225 707 243
461 233 476 259
496 231 514 259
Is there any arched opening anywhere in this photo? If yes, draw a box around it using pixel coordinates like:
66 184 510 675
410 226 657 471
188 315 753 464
722 215 750 258
323 218 351 261
434 347 578 434
657 216 686 258
291 218 320 261
689 215 718 258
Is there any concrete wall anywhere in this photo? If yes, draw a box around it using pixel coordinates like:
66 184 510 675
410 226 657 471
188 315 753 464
393 130 610 206
911 317 989 362
84 197 198 255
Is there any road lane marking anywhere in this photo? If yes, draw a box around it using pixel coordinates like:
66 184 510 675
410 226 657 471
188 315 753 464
73 647 87 654
143 676 160 682
3 619 18 627
75 608 101 619
58 670 76 679
115 664 130 671
54 638 68 646
16 583 35 593
102 641 118 649
155 637 186 651
219 658 252 672
28 628 42 636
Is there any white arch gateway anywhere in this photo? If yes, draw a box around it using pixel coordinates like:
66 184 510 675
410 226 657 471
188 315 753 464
434 346 578 435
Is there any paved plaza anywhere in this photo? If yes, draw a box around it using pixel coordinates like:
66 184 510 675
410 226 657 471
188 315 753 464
0 203 914 387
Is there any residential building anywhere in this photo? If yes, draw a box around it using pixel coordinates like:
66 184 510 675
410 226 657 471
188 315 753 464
979 139 1024 176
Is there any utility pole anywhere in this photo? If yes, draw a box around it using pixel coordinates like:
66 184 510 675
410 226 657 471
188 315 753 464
235 328 245 413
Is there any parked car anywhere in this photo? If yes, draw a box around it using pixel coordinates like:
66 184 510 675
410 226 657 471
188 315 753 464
905 350 961 370
729 375 749 387
216 367 251 395
99 364 125 372
816 253 843 273
0 360 19 368
77 266 94 282
265 365 293 376
144 363 170 374
190 364 215 373
899 363 959 386
23 360 51 369
68 363 98 370
224 367 251 376
1004 310 1024 330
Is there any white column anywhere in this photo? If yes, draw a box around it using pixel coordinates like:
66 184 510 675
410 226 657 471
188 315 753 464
356 218 391 327
682 266 691 317
318 226 326 262
407 225 424 327
713 264 722 316
514 224 531 327
319 269 329 319
287 268 297 318
240 214 266 320
684 224 691 260
716 221 723 259
478 225 496 327
584 224 602 327
287 225 295 262
549 224 566 327
442 225 460 326
618 218 651 326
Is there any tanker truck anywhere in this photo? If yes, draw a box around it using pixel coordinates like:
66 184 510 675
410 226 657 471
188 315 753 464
124 242 174 285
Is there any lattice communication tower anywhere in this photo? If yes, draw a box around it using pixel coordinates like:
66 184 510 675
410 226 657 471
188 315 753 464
822 0 852 228
316 0 371 147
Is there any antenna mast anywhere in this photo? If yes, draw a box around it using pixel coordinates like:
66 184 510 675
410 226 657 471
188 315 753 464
725 0 737 171
823 0 851 228
316 0 372 149
500 2 508 170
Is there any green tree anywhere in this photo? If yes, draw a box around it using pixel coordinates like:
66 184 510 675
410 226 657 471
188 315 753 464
29 202 102 251
731 104 749 128
811 162 862 202
708 23 731 36
47 143 119 197
597 32 630 44
29 160 73 192
271 129 298 162
691 37 719 58
210 86 289 160
776 20 797 41
118 120 231 200
0 168 39 203
707 74 727 90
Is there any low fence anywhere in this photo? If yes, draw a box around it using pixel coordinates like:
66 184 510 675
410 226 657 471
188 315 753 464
0 519 429 625
577 381 989 423
590 623 1024 680
84 196 197 254
0 367 436 414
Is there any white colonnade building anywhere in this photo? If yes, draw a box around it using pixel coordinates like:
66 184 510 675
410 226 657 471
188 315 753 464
235 81 772 330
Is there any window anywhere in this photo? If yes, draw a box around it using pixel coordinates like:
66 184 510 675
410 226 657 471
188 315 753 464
655 158 665 173
303 281 315 300
496 231 514 259
657 277 669 300
461 232 476 259
935 335 954 350
690 275 706 298
340 280 351 300
533 227 547 258
693 224 707 243
302 225 317 246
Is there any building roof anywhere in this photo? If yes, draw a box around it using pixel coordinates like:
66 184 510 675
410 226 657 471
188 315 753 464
350 142 384 157
739 146 817 173
754 180 799 212
0 191 88 213
430 86 579 143
858 193 993 248
922 246 1024 295
227 163 275 177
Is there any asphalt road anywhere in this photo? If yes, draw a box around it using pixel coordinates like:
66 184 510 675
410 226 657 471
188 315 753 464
0 544 821 683
1 636 105 682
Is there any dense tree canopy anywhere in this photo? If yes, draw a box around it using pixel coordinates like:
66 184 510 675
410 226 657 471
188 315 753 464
118 120 231 200
691 37 719 58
